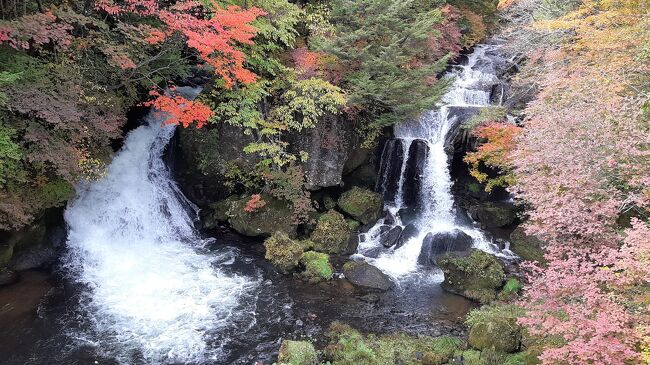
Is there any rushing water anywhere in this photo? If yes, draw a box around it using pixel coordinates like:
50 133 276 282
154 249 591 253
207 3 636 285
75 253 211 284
62 87 260 364
356 45 511 278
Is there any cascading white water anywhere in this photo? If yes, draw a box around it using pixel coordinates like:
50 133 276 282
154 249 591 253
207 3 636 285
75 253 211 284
63 87 257 364
357 45 509 278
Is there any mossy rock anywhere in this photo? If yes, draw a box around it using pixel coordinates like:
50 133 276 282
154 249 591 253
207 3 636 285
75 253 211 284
337 187 383 224
466 304 524 353
0 242 15 268
205 195 239 228
470 202 516 228
264 232 305 274
324 322 462 365
310 210 351 254
299 251 334 283
438 250 505 303
277 340 318 365
228 194 296 237
509 227 545 264
346 219 361 231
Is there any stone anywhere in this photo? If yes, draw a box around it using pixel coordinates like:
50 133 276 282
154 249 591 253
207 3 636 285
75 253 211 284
263 232 305 274
468 306 522 353
277 340 318 365
337 187 383 225
469 202 517 228
402 139 428 208
299 251 334 283
343 261 394 291
417 229 473 266
0 242 15 268
394 224 419 250
376 139 405 204
397 207 418 226
228 194 295 237
310 210 352 254
10 245 56 271
0 268 18 286
509 227 546 264
204 195 239 229
379 226 403 248
438 250 505 303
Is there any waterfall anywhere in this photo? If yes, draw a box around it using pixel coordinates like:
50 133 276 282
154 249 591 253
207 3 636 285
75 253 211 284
357 45 509 278
62 87 257 364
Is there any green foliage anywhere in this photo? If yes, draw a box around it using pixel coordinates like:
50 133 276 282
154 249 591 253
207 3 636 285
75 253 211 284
500 278 524 300
318 0 454 145
277 339 318 365
0 122 23 187
463 106 508 130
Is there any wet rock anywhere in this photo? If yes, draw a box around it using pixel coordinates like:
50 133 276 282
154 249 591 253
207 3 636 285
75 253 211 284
379 226 403 248
376 139 404 204
509 227 546 264
337 187 383 225
438 250 505 303
0 268 18 286
417 230 473 266
345 219 361 231
469 202 517 228
299 251 334 284
310 210 352 254
263 232 305 274
343 261 394 291
394 224 419 250
203 195 239 229
397 207 418 226
467 305 522 353
10 245 56 271
277 340 318 365
402 139 428 208
358 293 380 304
228 194 295 237
289 113 353 190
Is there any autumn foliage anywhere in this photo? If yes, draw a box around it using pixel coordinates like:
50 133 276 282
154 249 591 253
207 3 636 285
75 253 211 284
243 194 266 213
503 0 650 363
144 90 213 128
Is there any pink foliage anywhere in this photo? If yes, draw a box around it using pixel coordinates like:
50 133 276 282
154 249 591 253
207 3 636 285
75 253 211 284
0 11 73 51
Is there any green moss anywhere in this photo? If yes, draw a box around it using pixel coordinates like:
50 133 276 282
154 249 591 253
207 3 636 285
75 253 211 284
228 194 296 237
310 210 351 254
277 340 318 365
299 251 334 283
509 227 546 264
499 278 524 301
438 250 505 303
324 322 463 365
337 187 382 224
264 232 305 274
345 219 361 231
466 304 524 353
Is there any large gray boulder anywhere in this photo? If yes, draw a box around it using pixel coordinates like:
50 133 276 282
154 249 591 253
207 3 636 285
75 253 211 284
417 229 473 266
343 261 394 291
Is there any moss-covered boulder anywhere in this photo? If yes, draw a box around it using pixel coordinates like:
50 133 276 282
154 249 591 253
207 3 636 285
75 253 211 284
277 340 318 365
470 202 517 228
0 242 15 268
202 195 239 229
466 304 524 353
299 251 334 283
310 210 351 254
337 187 383 224
264 232 305 274
228 194 295 237
324 322 463 365
509 227 545 264
438 250 505 303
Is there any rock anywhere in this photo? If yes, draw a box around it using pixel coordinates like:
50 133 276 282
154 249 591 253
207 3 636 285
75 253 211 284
358 293 380 303
0 242 14 268
299 251 334 283
382 212 397 226
345 233 360 255
277 340 318 365
263 232 305 274
204 195 239 229
228 194 295 237
310 210 352 254
345 219 361 231
0 268 18 286
337 187 383 225
417 230 473 266
397 207 418 226
376 139 405 204
322 194 337 210
10 245 56 271
289 113 353 190
394 224 419 250
469 202 517 228
402 139 429 208
509 227 546 264
343 261 394 291
467 305 522 353
379 226 403 248
438 250 505 303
